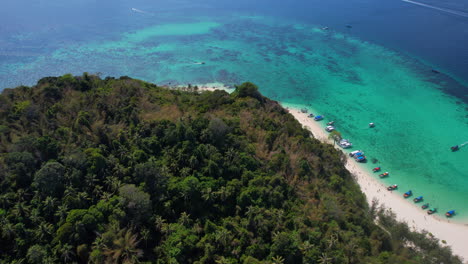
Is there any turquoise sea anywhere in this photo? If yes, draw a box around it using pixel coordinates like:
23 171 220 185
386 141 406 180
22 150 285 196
1 0 468 221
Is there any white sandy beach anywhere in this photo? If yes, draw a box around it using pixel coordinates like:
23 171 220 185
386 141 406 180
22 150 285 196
195 85 468 261
287 107 468 262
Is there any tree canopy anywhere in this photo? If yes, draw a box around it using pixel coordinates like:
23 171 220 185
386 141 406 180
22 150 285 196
0 74 462 263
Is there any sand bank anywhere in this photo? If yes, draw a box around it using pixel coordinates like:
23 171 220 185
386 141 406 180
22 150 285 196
286 107 468 262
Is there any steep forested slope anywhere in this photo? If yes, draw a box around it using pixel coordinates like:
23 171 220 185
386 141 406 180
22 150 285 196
0 74 461 263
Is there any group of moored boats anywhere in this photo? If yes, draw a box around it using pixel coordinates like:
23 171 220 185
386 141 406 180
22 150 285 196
401 190 456 217
309 113 457 218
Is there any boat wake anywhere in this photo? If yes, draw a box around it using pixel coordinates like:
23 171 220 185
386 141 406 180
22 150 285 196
131 8 154 16
402 0 468 18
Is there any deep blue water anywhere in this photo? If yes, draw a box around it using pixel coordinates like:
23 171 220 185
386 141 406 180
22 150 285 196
1 0 467 89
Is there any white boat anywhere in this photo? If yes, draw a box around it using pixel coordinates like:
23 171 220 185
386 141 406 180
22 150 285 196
339 139 353 149
325 126 335 132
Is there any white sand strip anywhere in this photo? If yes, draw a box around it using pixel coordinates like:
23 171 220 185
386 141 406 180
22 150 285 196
287 107 468 262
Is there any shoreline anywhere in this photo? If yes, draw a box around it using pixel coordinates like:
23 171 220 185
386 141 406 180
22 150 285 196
193 84 467 261
285 106 468 262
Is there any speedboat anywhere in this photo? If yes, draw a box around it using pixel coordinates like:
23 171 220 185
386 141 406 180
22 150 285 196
339 139 352 149
314 115 323 121
387 184 397 191
427 208 437 215
413 196 423 203
369 122 375 128
372 167 381 172
421 203 429 209
325 126 335 132
403 190 412 198
451 145 459 152
445 210 455 217
349 150 363 157
322 27 329 30
327 121 335 125
379 172 389 178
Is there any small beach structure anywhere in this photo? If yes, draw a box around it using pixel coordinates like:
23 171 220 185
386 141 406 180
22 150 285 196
314 115 324 121
325 125 335 132
427 208 437 215
421 203 429 209
372 166 381 172
379 172 389 178
403 190 412 198
445 210 455 217
413 196 423 203
339 139 352 148
387 184 398 191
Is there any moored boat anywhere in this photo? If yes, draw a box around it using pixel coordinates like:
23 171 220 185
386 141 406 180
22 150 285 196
372 167 381 172
403 190 412 198
445 210 455 217
314 115 323 121
369 122 375 128
387 184 397 191
339 139 352 149
421 203 429 209
327 121 334 125
325 126 335 132
427 208 437 215
379 172 389 178
349 150 363 157
355 155 366 162
413 196 423 203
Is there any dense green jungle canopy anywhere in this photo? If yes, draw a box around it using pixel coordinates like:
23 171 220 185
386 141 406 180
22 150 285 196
0 74 462 263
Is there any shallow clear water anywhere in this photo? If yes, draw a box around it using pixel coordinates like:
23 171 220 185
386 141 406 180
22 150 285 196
1 1 468 221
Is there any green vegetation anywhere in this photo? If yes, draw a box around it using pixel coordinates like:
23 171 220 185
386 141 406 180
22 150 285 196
0 74 462 263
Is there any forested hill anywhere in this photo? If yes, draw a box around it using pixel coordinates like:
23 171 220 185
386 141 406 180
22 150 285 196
0 74 461 263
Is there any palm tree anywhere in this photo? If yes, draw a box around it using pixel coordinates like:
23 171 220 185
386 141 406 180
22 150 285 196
140 228 150 249
328 130 342 145
59 244 76 263
43 196 57 217
272 255 285 264
178 212 191 227
54 204 69 224
318 253 332 264
1 221 15 239
327 233 339 249
103 228 143 264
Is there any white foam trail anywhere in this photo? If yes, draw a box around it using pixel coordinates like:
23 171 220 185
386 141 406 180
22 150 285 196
402 0 468 18
131 8 154 16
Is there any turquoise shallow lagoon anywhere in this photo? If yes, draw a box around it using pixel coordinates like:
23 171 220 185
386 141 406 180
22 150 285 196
1 13 468 221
